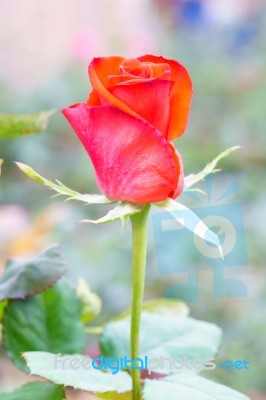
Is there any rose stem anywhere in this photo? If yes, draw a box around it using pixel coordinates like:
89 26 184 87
130 204 150 400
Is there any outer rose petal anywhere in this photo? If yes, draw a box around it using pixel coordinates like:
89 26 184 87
169 143 184 198
62 103 179 204
109 79 172 137
138 55 193 141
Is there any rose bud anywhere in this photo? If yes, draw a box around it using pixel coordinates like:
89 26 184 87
62 55 193 204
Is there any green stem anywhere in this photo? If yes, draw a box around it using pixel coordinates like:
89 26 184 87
130 205 150 400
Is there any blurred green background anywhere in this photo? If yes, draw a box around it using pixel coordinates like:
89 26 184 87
0 0 266 398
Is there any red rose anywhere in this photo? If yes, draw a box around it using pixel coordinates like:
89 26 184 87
62 55 193 204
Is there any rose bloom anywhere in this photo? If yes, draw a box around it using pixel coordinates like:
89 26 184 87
62 55 193 204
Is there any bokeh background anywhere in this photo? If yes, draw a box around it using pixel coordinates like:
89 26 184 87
0 0 266 398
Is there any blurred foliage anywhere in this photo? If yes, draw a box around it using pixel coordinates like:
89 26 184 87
77 278 102 324
0 109 56 138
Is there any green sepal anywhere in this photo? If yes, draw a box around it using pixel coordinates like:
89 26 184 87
81 202 144 224
184 146 240 189
15 162 114 205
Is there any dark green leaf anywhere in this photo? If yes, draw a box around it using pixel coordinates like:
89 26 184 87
3 279 85 371
0 244 68 301
0 382 65 400
0 300 8 320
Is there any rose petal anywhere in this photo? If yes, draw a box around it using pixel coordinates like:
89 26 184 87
120 58 151 78
109 79 172 137
88 57 139 119
120 58 170 80
169 143 184 198
138 55 193 140
107 75 152 85
105 58 170 86
62 104 179 204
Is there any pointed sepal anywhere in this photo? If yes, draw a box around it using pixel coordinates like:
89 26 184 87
15 162 114 205
81 202 144 224
184 146 240 189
